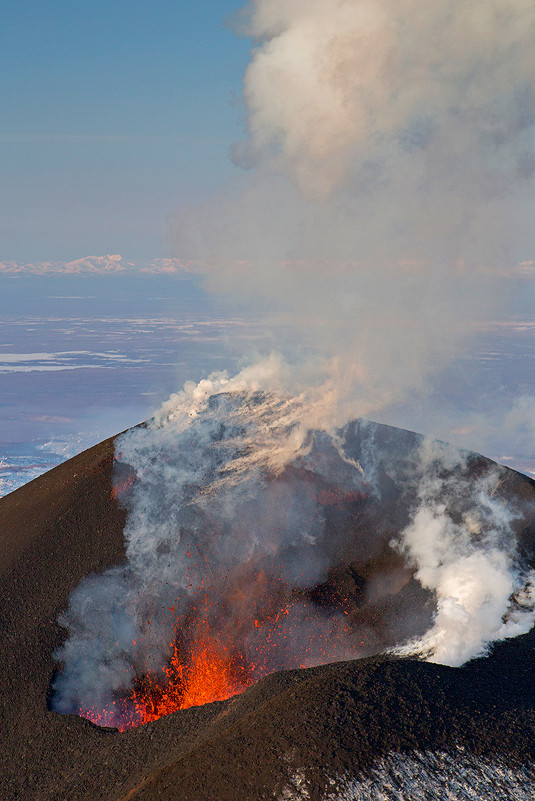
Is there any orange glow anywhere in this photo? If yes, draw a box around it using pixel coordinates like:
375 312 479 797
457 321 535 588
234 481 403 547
78 590 361 731
79 624 254 731
78 563 361 731
131 632 252 728
316 488 367 506
110 475 136 499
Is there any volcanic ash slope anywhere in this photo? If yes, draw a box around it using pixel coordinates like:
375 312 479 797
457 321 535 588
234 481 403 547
2 407 535 799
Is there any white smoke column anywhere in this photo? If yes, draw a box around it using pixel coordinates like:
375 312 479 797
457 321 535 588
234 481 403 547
393 440 535 665
53 1 535 720
174 0 535 429
238 0 535 200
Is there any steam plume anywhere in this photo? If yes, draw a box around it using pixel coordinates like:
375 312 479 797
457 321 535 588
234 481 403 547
391 439 535 665
53 0 535 723
174 0 535 426
237 0 535 201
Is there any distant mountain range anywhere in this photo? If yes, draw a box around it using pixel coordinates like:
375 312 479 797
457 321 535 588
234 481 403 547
0 255 201 275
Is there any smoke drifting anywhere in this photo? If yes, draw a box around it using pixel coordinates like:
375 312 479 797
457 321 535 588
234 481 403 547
237 0 535 200
53 1 535 726
174 0 535 427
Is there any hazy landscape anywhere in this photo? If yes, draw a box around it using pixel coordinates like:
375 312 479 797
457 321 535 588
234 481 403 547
2 264 535 497
3 1 535 799
0 269 259 495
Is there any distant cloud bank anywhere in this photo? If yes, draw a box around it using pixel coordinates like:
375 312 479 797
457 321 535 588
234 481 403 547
0 255 202 275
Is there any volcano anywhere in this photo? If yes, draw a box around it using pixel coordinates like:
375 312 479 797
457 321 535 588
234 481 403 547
2 404 535 800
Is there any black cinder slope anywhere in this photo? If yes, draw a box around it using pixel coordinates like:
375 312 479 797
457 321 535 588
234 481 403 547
1 423 535 801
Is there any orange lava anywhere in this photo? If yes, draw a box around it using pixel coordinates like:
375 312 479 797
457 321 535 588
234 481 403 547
131 632 253 728
78 569 360 731
79 625 254 731
110 474 136 499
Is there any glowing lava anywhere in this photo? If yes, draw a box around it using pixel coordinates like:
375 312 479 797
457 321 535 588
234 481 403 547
79 621 254 731
78 591 357 731
133 633 252 727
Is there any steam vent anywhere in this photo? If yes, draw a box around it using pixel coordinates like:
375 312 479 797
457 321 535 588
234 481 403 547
2 394 535 800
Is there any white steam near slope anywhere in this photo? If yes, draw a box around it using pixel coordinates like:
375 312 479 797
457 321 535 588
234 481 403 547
391 439 535 665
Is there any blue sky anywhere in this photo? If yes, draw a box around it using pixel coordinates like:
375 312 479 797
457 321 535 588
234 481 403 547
2 0 535 497
1 0 251 261
0 1 258 496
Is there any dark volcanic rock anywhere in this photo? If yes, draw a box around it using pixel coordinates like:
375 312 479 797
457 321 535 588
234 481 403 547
120 642 535 801
1 425 535 800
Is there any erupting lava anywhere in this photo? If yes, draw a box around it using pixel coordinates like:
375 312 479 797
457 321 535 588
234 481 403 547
79 584 256 731
79 583 357 731
80 618 253 730
82 633 252 731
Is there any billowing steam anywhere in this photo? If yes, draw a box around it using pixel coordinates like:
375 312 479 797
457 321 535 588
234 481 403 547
391 439 535 665
174 0 535 428
237 0 535 202
242 0 535 269
53 0 535 726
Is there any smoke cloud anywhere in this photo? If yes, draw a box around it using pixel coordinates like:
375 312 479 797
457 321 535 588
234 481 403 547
237 0 535 199
53 1 535 724
173 0 535 427
391 439 535 665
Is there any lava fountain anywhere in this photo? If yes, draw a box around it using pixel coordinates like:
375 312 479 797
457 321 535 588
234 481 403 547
78 482 368 731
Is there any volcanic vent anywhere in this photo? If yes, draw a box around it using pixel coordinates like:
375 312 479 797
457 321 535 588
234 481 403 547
51 379 535 731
